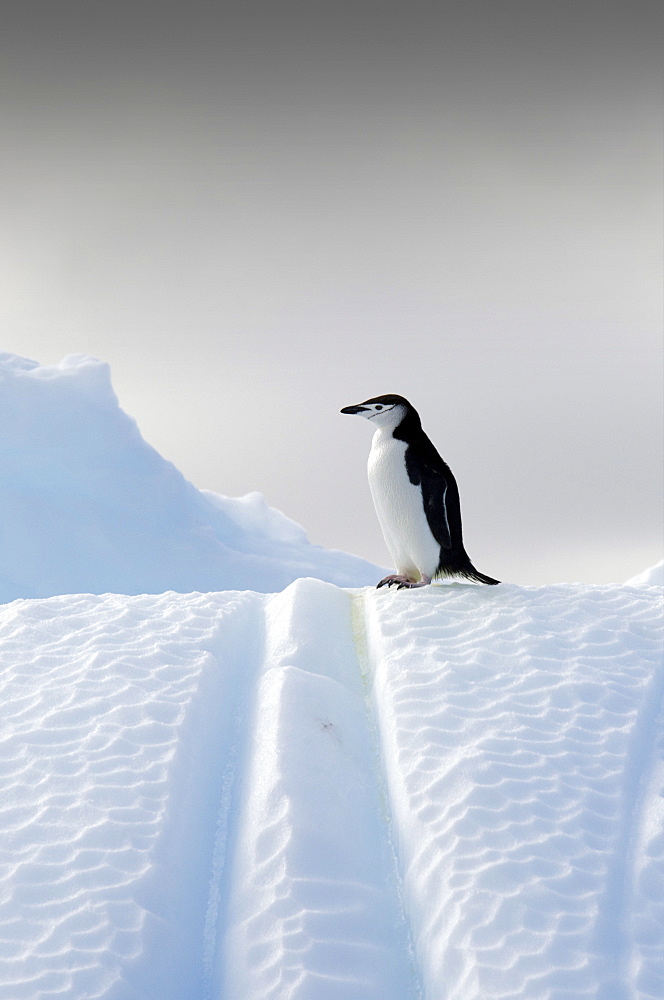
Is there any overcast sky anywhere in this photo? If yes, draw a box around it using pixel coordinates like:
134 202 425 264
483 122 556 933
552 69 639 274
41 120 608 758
2 0 662 585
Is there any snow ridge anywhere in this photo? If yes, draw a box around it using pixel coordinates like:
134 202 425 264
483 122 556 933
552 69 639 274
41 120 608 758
220 580 419 999
351 591 424 1000
196 596 266 1000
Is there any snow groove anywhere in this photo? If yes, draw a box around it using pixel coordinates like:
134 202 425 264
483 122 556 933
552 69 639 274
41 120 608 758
124 589 267 1000
201 745 239 996
199 594 268 1000
622 671 664 999
350 588 424 1000
588 601 664 1000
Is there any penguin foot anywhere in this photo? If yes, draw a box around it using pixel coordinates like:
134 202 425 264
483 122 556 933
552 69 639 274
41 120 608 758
376 574 413 588
376 574 432 590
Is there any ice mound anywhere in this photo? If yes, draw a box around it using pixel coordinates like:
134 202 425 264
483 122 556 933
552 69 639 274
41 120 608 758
626 559 664 587
0 578 661 999
0 353 379 602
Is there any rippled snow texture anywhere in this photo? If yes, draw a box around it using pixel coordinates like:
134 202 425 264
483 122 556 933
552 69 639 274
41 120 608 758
364 583 664 1000
0 579 662 999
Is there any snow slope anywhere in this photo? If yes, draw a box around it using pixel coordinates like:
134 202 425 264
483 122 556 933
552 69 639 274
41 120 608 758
626 561 664 587
0 353 379 602
1 578 662 1000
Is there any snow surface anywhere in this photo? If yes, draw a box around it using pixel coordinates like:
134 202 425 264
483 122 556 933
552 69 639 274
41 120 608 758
1 350 663 998
1 578 662 1000
0 353 379 602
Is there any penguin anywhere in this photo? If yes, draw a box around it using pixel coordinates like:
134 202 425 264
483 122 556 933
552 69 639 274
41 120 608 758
340 394 500 589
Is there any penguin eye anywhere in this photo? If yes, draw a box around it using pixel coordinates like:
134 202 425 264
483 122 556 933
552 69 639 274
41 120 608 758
375 405 383 410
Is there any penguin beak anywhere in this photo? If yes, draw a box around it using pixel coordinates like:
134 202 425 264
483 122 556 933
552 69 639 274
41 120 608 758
340 404 369 415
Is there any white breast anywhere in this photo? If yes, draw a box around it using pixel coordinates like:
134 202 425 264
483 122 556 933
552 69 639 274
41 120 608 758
367 429 441 580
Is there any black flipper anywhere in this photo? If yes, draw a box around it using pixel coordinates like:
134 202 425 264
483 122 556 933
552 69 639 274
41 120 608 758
404 445 452 550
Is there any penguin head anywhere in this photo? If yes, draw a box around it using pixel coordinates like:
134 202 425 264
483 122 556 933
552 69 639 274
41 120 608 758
340 394 413 429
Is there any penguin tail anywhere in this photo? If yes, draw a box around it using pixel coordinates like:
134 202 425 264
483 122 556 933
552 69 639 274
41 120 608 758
435 561 501 586
464 566 501 586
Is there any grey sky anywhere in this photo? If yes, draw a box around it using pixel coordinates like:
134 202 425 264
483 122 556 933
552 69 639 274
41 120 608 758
2 0 662 584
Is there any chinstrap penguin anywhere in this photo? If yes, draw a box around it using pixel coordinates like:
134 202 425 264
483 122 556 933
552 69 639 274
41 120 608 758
341 394 500 589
